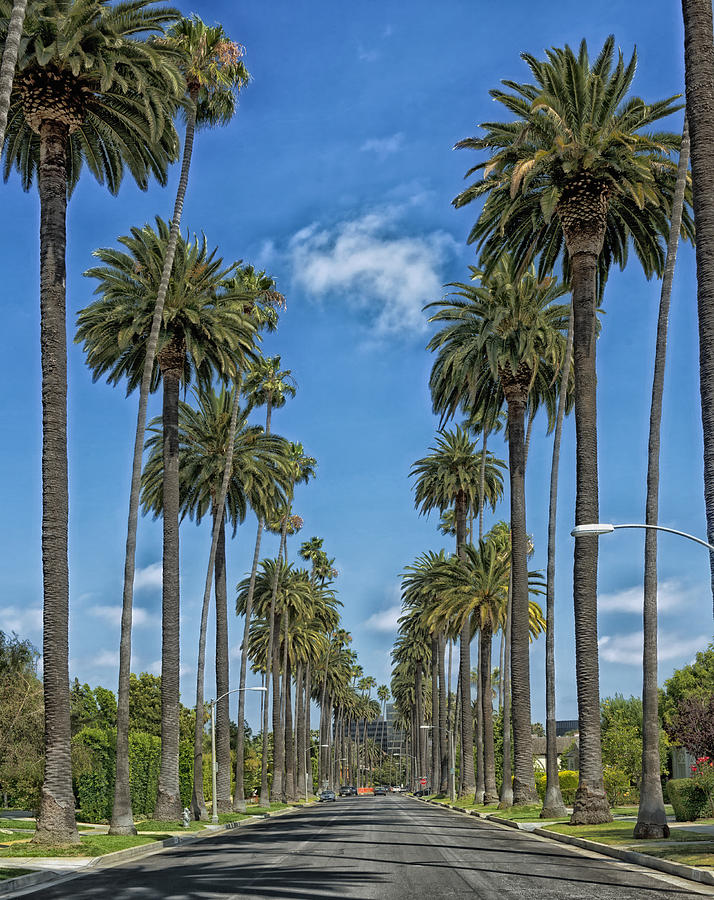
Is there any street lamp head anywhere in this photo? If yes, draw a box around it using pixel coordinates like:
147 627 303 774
247 686 267 692
420 724 434 729
571 523 615 537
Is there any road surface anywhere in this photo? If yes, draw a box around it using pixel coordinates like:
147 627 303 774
12 795 713 899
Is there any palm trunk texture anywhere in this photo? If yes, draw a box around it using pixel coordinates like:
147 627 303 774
111 97 197 834
455 491 476 795
33 119 79 846
214 516 231 813
499 576 513 808
542 304 573 819
635 121 689 840
683 0 714 616
0 0 27 148
481 624 497 803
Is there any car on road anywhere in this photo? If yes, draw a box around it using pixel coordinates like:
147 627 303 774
318 789 336 802
373 786 387 796
338 786 353 797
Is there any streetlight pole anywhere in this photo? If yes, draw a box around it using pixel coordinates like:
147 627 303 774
571 522 714 553
209 686 266 824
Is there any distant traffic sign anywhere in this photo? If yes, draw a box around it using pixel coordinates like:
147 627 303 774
420 778 427 786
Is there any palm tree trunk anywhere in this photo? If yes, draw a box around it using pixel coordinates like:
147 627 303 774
272 613 285 801
431 635 440 792
190 385 241 821
296 663 305 798
499 576 513 808
683 0 714 615
438 633 448 793
635 121 689 840
455 491 476 795
475 635 485 804
568 238 610 825
542 305 573 819
214 515 231 814
481 624 498 803
305 660 312 794
504 390 536 805
33 120 79 847
498 629 505 711
0 0 27 148
155 366 183 821
111 96 197 835
233 519 263 812
479 431 488 541
284 653 296 800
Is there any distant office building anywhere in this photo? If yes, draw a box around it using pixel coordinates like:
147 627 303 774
340 703 404 754
555 719 579 737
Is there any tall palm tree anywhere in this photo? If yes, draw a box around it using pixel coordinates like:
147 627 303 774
141 386 291 817
636 122 691 840
0 0 27 147
2 0 183 845
428 258 568 804
77 220 258 819
682 1 714 610
454 36 693 823
102 14 247 835
233 354 295 811
411 428 504 795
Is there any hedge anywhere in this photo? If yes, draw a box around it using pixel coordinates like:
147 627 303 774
535 770 579 806
666 778 708 821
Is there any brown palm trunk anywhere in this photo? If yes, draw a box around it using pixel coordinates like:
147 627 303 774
111 95 197 835
431 635 440 791
475 634 485 803
542 305 572 819
683 0 714 616
499 577 513 808
155 362 183 820
284 653 296 800
272 613 285 800
455 491 476 795
33 119 79 846
481 623 498 803
214 516 231 813
438 633 449 793
0 0 27 148
635 121 689 840
568 238 610 824
305 661 312 794
296 663 305 797
504 388 536 804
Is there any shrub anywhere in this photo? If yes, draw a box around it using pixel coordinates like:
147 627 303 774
666 778 708 821
690 757 714 817
603 766 631 806
534 770 579 806
72 727 116 822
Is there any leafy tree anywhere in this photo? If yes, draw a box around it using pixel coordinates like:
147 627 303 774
661 643 714 726
2 0 183 845
667 697 714 759
601 695 668 786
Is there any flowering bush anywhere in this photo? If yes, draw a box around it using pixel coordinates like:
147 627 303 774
691 756 714 817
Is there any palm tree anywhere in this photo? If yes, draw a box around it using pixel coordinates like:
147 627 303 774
0 0 27 148
411 427 504 795
141 386 291 817
2 0 183 845
101 13 247 835
454 36 693 823
233 354 295 812
428 258 568 804
77 220 258 819
682 3 714 608
636 122 691 840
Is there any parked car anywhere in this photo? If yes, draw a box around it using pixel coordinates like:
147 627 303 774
373 786 387 796
318 789 336 802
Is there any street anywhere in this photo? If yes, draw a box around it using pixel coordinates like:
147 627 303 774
13 796 714 899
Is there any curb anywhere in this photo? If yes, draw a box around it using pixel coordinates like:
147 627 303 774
532 827 714 889
414 796 714 891
0 804 310 898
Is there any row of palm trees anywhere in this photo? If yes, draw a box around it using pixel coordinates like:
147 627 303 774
391 33 697 838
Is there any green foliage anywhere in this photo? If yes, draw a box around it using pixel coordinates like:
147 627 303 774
128 732 161 818
691 758 714 818
535 770 579 806
600 694 668 785
603 766 634 806
666 778 709 822
660 642 714 728
72 727 116 822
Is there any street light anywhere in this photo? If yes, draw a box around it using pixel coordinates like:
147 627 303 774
209 686 266 824
420 725 456 801
571 521 714 553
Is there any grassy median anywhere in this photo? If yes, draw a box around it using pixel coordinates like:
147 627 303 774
0 834 170 858
543 821 714 845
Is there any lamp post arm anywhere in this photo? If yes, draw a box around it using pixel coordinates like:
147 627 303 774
613 523 714 552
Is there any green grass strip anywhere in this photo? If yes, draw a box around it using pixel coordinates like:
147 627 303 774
544 821 714 845
0 834 168 858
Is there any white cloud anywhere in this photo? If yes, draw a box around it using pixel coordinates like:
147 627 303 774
134 562 162 592
0 605 42 638
363 604 402 633
598 631 709 665
360 133 404 158
358 44 379 63
90 605 158 628
288 207 457 335
598 578 701 615
91 649 119 668
148 659 193 678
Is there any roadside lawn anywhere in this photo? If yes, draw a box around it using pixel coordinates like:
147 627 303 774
543 822 714 845
0 834 170 858
0 867 34 880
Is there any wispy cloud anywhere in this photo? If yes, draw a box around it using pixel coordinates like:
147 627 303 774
360 133 404 158
91 649 120 668
148 659 193 678
134 562 162 592
358 44 379 63
598 630 709 665
598 578 702 615
90 605 158 628
363 604 402 633
288 206 458 336
0 605 42 638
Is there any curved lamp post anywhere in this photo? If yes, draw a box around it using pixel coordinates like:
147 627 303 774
210 686 266 823
571 522 714 554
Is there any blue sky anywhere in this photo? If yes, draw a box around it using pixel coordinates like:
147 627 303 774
0 0 711 731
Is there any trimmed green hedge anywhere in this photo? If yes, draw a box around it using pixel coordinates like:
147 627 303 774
666 778 708 821
535 770 579 806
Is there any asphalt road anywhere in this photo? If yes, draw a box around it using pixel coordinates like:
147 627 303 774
12 795 714 899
